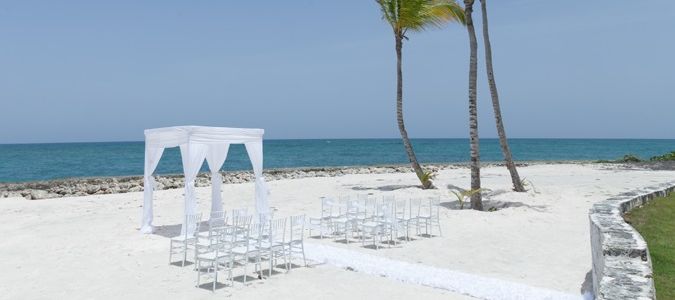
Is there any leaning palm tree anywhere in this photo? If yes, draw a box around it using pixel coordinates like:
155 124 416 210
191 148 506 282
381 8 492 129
479 0 525 192
376 0 465 189
463 0 482 210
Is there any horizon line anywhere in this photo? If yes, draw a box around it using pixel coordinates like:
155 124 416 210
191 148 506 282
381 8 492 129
2 137 675 146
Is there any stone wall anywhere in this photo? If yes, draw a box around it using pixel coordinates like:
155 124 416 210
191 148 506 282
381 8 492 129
589 181 675 299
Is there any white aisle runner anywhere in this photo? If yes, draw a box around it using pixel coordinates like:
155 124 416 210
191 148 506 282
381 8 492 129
304 243 589 300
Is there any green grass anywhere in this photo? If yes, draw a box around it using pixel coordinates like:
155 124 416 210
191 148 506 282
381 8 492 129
624 192 675 299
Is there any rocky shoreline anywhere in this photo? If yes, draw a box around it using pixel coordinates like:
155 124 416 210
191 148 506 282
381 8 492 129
3 161 672 200
0 164 454 200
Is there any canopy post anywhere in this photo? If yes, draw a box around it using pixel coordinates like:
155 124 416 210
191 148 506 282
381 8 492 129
141 146 165 234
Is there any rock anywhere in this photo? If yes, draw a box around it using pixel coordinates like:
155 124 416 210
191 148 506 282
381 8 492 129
85 185 100 194
29 189 49 200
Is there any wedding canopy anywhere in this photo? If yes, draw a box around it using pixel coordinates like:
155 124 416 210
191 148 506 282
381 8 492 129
140 126 268 234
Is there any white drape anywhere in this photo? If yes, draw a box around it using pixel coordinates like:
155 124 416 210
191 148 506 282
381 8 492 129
179 143 208 236
245 142 270 215
205 144 230 216
140 147 164 233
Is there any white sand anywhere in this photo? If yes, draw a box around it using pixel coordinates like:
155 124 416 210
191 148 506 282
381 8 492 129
1 163 673 299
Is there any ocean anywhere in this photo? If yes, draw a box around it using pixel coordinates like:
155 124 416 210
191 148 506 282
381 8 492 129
0 138 673 183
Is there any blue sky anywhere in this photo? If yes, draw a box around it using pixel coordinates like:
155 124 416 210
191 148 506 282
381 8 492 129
1 0 674 143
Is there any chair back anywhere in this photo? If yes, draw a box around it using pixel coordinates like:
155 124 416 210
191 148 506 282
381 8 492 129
337 195 351 217
320 197 336 219
363 198 378 219
269 218 287 244
345 199 361 219
257 212 273 224
383 194 395 204
231 215 253 240
183 213 202 238
210 210 226 220
207 216 227 237
381 202 396 223
249 222 264 240
231 207 249 219
394 199 407 220
213 226 236 255
232 222 251 247
409 198 422 219
289 215 305 242
419 198 438 218
429 196 441 219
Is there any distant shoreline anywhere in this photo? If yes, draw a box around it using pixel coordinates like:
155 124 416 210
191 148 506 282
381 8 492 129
2 160 674 200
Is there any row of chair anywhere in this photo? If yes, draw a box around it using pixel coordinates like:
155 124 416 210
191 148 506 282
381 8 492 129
169 209 307 291
308 195 442 249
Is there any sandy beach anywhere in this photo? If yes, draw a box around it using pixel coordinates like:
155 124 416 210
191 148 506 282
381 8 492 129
1 163 673 300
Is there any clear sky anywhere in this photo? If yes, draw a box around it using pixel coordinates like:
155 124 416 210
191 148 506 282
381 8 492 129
1 0 674 143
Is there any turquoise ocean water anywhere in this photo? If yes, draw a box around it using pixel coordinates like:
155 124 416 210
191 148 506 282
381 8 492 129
0 139 673 183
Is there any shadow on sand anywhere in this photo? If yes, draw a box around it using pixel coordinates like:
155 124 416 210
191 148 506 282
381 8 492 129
350 184 421 192
153 221 210 238
440 200 548 212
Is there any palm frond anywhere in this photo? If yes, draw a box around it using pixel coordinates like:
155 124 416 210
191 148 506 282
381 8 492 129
375 0 465 34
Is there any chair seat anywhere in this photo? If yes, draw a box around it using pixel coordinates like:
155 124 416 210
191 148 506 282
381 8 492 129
171 235 197 242
197 251 231 261
231 246 251 255
258 241 285 249
360 221 381 228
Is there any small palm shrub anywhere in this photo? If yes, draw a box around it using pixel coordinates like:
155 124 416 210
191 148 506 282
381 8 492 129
650 151 675 161
450 188 483 210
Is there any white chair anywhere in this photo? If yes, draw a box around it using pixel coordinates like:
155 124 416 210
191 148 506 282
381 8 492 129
357 203 392 250
285 215 307 269
408 198 423 235
230 222 259 284
308 197 335 239
331 199 358 243
258 218 288 276
382 201 407 246
243 222 266 280
169 213 202 267
195 226 235 291
415 197 442 237
195 214 229 266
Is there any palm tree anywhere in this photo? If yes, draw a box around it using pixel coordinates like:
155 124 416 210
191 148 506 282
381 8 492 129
463 0 482 210
376 0 465 189
479 0 525 192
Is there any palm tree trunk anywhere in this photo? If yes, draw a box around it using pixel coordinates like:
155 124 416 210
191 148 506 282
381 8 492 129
464 0 482 210
479 0 525 192
395 34 432 189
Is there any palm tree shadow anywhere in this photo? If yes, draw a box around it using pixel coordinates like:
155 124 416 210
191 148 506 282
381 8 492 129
483 200 548 212
440 200 548 212
351 184 421 192
484 188 512 198
446 184 467 192
440 201 468 210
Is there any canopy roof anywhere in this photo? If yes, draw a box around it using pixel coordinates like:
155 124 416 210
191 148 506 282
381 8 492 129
144 126 264 148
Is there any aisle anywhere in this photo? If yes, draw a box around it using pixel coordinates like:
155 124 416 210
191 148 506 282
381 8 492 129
304 243 588 300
